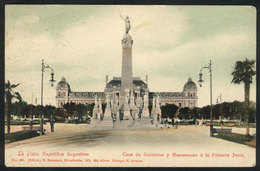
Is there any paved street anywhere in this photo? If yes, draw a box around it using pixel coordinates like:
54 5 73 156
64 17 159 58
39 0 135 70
5 123 255 167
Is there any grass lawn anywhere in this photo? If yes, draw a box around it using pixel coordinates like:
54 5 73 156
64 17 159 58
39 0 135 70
211 122 256 128
5 120 40 125
234 123 256 128
5 130 40 144
214 132 255 147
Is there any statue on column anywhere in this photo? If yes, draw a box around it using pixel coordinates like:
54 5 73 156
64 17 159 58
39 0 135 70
119 10 131 34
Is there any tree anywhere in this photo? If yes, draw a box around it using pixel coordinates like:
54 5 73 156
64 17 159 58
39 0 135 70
45 105 56 119
36 105 46 118
54 108 67 121
191 107 200 120
76 103 87 121
63 102 77 118
161 104 178 123
86 103 95 117
200 105 210 119
10 101 27 117
5 81 22 134
231 58 256 136
179 107 190 120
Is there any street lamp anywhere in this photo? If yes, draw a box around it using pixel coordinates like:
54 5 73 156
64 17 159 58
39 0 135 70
198 59 213 136
40 59 56 135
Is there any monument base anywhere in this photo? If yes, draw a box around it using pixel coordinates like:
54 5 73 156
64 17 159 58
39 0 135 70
94 116 113 129
139 116 152 125
114 119 135 128
123 110 131 120
153 114 161 124
142 108 150 118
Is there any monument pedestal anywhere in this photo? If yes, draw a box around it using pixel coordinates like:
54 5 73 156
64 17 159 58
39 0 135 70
142 107 150 118
95 117 113 129
123 109 131 120
114 119 135 128
153 114 161 125
140 116 152 125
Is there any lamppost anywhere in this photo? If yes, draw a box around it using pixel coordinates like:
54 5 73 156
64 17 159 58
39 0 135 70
40 59 55 135
198 59 213 136
216 94 223 128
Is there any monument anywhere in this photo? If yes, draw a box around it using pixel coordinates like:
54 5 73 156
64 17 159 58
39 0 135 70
119 14 136 120
154 95 162 124
91 95 100 125
55 13 199 129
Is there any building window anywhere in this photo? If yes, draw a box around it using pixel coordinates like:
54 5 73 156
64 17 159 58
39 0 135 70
63 92 66 96
193 93 196 97
58 92 60 97
190 94 192 97
188 92 190 97
61 102 63 107
179 103 182 108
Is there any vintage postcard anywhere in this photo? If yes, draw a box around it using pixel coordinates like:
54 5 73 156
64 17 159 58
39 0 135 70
4 5 256 167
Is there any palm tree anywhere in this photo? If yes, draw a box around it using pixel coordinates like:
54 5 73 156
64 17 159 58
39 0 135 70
5 81 22 134
231 58 256 136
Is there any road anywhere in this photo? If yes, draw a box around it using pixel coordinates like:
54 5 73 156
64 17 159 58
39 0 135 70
5 123 256 167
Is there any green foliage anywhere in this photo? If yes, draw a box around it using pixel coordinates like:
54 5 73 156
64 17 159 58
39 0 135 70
45 105 56 118
200 105 210 119
214 132 253 145
86 103 95 117
5 130 40 143
5 81 22 103
178 107 189 120
5 120 40 125
5 80 23 134
191 107 200 120
161 104 178 119
63 102 77 117
10 101 28 117
231 58 256 136
76 103 87 120
231 58 256 85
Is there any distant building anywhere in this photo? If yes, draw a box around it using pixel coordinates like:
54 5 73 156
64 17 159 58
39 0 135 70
56 77 198 109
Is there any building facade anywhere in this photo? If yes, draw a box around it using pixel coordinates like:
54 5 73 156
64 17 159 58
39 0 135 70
56 76 198 109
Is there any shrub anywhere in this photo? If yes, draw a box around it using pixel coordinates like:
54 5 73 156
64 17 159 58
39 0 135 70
214 132 253 145
5 130 40 143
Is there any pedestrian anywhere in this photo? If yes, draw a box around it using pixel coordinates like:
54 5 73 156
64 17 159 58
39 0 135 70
50 118 55 132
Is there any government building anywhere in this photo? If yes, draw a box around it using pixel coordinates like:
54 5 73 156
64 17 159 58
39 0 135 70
56 76 198 109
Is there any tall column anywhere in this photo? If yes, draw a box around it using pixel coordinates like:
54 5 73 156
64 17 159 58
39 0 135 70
120 33 134 119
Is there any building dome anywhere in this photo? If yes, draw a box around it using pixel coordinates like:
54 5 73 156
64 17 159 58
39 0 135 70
57 77 71 92
183 77 197 91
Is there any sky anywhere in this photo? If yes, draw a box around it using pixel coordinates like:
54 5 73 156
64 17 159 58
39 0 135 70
5 5 256 107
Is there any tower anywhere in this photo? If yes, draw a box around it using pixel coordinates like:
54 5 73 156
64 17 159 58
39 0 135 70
183 77 198 108
56 77 71 108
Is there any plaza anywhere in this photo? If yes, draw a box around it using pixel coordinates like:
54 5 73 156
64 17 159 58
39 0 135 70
4 6 256 168
5 124 256 167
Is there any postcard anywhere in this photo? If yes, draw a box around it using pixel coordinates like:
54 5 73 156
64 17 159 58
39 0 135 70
4 5 256 167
